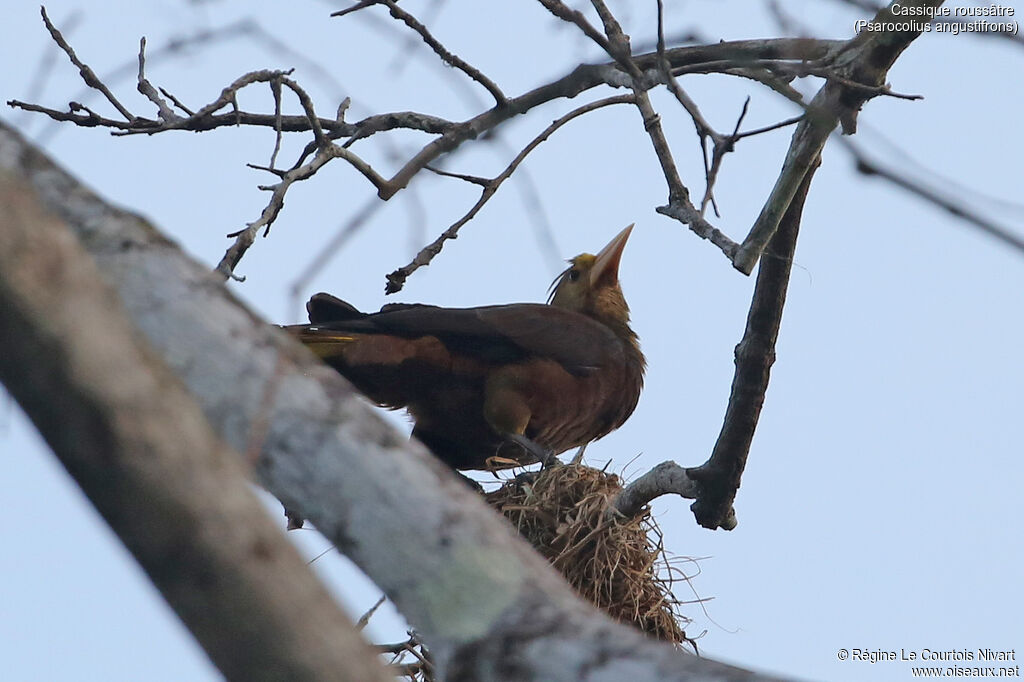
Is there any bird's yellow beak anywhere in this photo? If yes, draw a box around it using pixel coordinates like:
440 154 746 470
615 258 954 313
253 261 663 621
590 223 634 288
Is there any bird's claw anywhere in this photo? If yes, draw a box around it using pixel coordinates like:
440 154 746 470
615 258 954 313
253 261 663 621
503 432 558 469
512 470 538 487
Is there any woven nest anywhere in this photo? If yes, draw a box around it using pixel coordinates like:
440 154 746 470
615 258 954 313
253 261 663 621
485 463 695 647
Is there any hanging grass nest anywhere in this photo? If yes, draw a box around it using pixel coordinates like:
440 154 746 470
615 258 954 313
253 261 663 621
484 462 697 648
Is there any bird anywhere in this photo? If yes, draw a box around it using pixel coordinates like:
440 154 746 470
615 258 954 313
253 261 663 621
285 224 645 470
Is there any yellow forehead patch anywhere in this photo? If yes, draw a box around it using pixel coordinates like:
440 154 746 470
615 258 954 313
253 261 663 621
569 253 597 267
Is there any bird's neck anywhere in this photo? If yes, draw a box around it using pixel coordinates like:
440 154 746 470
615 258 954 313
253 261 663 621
606 316 644 367
589 290 644 369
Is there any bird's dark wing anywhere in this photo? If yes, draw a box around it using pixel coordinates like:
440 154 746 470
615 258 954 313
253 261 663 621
306 298 622 375
472 304 623 374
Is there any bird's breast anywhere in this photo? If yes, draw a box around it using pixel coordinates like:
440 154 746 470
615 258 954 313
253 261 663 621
504 354 642 454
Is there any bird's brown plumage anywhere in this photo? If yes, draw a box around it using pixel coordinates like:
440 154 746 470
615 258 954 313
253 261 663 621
286 225 645 469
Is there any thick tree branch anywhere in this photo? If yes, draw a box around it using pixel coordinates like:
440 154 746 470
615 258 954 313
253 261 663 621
732 0 946 274
830 0 1024 49
688 157 820 530
0 119 792 682
731 85 839 275
0 128 390 682
612 461 718 523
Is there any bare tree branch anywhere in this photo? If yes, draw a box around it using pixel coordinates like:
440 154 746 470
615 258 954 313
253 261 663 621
217 141 390 279
8 3 954 541
612 461 715 523
333 0 508 106
688 156 820 530
732 0 947 275
384 94 635 293
538 0 743 260
830 0 1024 49
839 137 1024 254
39 6 134 121
0 118 794 682
14 8 83 128
10 5 841 278
731 86 838 274
135 37 178 122
0 126 391 682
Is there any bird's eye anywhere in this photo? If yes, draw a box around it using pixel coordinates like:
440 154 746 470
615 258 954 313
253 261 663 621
568 269 581 282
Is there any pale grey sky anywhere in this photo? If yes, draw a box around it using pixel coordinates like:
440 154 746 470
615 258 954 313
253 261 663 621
2 2 1022 681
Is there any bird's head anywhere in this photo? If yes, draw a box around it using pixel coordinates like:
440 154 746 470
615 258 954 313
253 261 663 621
548 224 635 335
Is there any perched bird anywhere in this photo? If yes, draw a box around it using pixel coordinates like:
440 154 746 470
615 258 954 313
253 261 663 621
286 225 645 470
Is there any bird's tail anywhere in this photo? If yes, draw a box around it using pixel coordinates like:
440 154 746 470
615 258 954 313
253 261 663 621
281 325 358 362
306 292 364 323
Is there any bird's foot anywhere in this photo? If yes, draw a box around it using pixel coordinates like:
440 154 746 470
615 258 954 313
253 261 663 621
512 469 539 487
502 433 559 469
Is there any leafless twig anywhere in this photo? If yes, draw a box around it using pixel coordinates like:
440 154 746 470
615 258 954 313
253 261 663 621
135 38 178 123
840 137 1024 254
10 9 841 278
356 595 387 631
218 142 389 278
384 94 635 293
539 0 743 260
699 98 750 217
12 4 964 537
15 9 83 128
333 0 507 106
39 6 134 122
